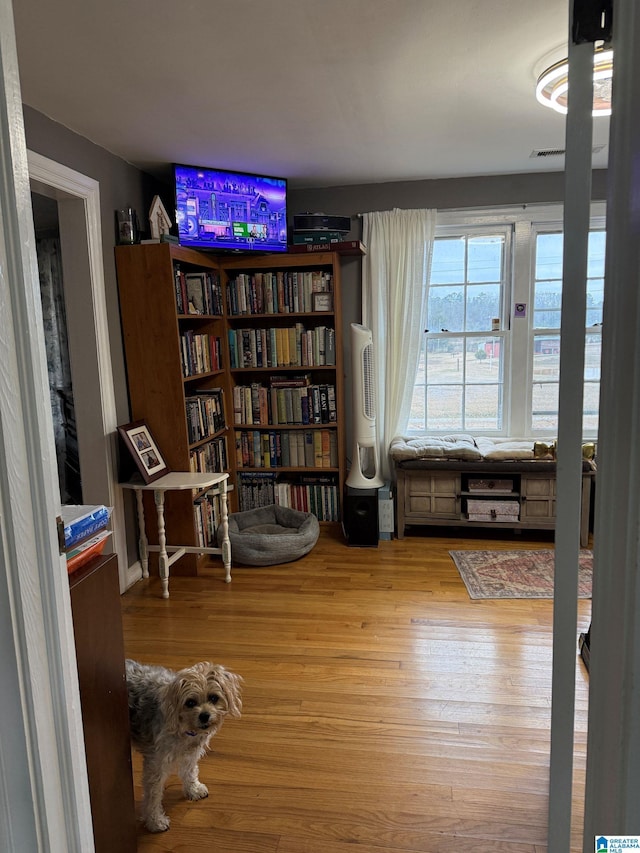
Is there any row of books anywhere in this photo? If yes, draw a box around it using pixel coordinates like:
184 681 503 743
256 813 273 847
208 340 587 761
193 491 223 548
237 472 340 522
233 382 336 426
180 331 222 378
174 266 223 316
185 388 226 444
189 435 228 475
235 428 338 469
227 269 332 316
237 472 277 510
228 325 335 369
274 479 340 522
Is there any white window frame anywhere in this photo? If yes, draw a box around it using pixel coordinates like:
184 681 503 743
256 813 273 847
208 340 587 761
418 222 513 435
412 202 606 438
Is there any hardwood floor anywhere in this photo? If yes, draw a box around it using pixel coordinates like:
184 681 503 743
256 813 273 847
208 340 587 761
120 524 591 853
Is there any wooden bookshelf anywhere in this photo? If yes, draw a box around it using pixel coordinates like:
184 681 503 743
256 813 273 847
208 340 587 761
220 252 345 521
115 243 231 574
115 245 347 575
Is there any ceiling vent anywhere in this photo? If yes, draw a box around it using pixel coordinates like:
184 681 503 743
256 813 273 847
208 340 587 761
530 145 606 158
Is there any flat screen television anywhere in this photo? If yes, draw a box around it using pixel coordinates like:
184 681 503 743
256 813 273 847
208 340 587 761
174 163 288 253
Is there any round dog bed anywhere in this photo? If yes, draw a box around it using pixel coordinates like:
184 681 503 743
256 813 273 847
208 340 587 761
219 504 320 566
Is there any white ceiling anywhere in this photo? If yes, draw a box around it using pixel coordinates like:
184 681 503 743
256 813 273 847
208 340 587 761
13 0 610 189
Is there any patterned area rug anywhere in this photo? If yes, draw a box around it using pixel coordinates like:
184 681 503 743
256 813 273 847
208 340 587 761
449 549 593 599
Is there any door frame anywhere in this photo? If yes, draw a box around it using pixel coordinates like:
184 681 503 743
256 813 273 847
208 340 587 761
0 0 94 847
28 151 129 590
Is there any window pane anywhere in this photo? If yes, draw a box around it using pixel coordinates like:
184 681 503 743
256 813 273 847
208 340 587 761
532 382 559 430
536 233 563 279
534 280 562 329
426 385 463 431
430 238 465 284
586 278 604 326
467 236 504 283
408 383 426 432
465 385 502 430
587 231 606 277
583 383 600 432
585 333 601 381
465 337 504 383
427 286 464 332
426 337 464 383
532 337 560 382
466 283 501 331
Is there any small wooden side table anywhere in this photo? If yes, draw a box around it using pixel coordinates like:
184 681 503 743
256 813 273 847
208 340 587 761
122 471 231 598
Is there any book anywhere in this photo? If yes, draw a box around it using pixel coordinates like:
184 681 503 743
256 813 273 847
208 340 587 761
185 273 207 315
288 240 366 255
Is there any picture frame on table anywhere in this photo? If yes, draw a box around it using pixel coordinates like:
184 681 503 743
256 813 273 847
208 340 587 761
312 291 333 312
117 420 169 483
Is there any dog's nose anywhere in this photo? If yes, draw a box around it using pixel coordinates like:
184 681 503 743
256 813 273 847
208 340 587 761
199 711 210 724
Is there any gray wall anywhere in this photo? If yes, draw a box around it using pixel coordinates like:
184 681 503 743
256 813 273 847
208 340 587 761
289 171 608 459
289 169 608 334
23 102 608 539
23 105 171 427
22 105 167 566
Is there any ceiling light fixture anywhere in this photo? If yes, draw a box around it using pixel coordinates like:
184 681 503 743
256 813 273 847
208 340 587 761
535 45 613 116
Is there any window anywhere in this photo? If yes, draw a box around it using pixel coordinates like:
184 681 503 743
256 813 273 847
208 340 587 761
531 229 604 433
409 226 511 433
407 205 605 437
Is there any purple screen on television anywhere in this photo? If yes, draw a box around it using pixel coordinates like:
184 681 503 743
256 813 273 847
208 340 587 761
174 164 288 252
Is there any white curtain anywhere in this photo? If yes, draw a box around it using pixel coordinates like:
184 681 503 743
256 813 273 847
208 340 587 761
361 207 437 480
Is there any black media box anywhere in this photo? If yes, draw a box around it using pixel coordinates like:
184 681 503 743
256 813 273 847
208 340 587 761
343 486 379 548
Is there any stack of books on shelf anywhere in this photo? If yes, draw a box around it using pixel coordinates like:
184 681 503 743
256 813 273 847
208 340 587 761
193 492 222 548
180 331 222 377
189 436 228 474
174 266 222 315
233 375 336 427
235 428 338 470
238 471 277 511
228 324 335 368
227 270 332 315
185 388 226 443
62 504 113 574
276 477 339 521
237 472 339 522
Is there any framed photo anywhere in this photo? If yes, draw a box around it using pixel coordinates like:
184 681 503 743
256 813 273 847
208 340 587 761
118 420 169 483
313 291 333 312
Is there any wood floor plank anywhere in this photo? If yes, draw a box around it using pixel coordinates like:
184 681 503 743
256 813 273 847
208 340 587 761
121 524 591 852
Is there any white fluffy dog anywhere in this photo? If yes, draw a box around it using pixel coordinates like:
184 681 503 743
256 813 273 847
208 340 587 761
125 659 243 832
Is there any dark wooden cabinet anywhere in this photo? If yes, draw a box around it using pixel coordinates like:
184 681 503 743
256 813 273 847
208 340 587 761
69 553 137 852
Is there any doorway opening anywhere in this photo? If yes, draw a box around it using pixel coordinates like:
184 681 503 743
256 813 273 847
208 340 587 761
31 191 82 504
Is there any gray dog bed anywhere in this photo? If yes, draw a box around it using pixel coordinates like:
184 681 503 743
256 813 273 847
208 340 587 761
219 504 320 566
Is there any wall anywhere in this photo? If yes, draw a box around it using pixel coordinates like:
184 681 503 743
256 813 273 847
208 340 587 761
23 105 167 424
289 169 608 328
22 102 609 547
289 171 608 456
22 106 168 567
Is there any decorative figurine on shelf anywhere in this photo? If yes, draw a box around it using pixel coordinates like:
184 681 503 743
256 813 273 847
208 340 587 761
148 195 172 240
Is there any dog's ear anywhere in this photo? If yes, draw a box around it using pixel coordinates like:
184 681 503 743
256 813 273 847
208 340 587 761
209 665 243 718
162 673 188 732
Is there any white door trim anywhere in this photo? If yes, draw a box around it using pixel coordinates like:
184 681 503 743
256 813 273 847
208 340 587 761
27 150 130 590
0 0 93 847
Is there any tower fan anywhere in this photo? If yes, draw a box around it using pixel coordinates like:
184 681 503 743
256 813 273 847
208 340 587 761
346 323 384 489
